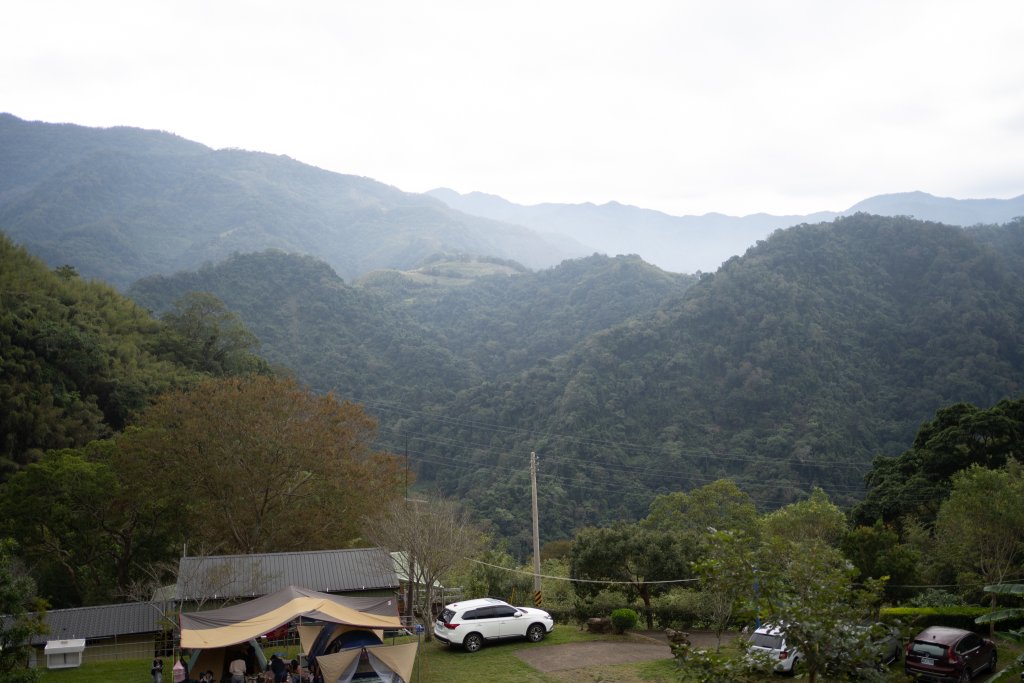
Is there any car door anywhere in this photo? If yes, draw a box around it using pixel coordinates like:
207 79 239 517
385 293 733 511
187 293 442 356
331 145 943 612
956 633 982 675
492 605 524 638
467 607 502 640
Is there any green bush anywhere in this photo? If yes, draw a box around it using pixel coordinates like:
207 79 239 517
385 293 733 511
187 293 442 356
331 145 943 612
611 608 639 634
882 606 992 633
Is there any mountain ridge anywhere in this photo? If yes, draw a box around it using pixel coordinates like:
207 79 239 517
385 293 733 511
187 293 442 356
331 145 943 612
0 114 581 288
427 187 1024 274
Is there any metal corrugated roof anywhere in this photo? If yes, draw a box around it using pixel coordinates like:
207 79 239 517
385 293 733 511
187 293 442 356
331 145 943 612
175 548 398 601
31 602 167 645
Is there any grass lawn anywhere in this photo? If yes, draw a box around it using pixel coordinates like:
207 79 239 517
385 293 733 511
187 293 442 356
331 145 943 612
416 628 643 683
33 630 1024 683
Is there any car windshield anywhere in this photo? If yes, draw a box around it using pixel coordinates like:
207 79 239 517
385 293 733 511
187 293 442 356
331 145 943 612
910 641 947 658
749 633 783 649
438 609 455 623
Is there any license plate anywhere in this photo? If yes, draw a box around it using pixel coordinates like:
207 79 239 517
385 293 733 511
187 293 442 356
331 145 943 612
920 657 935 665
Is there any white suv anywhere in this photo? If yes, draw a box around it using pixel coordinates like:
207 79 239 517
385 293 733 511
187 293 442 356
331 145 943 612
747 623 801 674
434 598 555 652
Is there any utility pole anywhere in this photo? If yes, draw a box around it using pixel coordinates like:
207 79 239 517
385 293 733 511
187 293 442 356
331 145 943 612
530 451 542 606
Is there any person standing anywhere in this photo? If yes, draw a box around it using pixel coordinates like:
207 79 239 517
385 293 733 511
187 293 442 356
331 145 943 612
151 658 164 683
229 655 247 683
269 654 287 683
172 657 187 683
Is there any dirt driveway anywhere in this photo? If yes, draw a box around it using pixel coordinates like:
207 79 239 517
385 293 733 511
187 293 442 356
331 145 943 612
514 630 736 674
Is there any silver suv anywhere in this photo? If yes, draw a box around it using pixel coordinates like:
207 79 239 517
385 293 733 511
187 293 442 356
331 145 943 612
434 597 555 652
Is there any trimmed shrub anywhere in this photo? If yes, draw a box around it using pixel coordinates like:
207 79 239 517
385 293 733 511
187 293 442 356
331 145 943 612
882 606 994 633
611 608 639 634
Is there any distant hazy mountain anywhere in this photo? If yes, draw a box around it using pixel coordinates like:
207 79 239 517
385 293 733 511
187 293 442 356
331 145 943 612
427 187 1024 274
0 114 581 288
846 191 1024 226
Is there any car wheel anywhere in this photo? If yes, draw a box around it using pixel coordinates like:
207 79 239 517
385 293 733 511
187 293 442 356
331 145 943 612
957 667 970 683
985 651 997 673
785 658 799 677
462 633 483 653
526 624 546 643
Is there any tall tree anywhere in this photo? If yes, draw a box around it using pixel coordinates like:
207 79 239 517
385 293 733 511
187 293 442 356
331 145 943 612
853 399 1024 527
758 538 888 683
156 291 269 376
119 376 404 554
934 460 1024 611
762 487 847 546
0 541 47 683
570 523 691 629
643 479 759 537
362 497 484 640
0 441 178 607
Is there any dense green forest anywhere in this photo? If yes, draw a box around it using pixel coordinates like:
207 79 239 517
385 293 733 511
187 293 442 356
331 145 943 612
124 215 1024 555
409 214 1024 551
0 235 200 476
4 210 1024 609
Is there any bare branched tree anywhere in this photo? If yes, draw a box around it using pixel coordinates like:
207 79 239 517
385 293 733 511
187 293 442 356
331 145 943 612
363 497 484 641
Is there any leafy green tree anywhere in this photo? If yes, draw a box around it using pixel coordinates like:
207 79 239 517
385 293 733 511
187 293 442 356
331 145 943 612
643 479 759 537
934 460 1024 613
157 291 269 376
0 441 179 607
570 523 692 629
841 521 920 602
758 538 888 683
0 540 47 683
693 529 758 650
762 487 846 546
853 399 1024 527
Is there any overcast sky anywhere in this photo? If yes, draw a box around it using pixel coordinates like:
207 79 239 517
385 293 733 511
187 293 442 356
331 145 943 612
4 1 1023 216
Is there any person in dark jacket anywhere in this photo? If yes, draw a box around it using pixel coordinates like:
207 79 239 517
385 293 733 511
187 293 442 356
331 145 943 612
269 654 287 683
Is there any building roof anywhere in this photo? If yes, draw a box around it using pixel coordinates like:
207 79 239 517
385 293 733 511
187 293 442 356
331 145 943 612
175 548 398 601
30 601 168 645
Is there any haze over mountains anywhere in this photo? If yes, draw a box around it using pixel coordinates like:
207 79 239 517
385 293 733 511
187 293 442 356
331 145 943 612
3 113 1024 554
3 114 1023 286
428 187 1024 274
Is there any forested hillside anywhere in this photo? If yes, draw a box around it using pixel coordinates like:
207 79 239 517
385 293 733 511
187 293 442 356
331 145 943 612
128 251 696 403
0 114 578 287
391 214 1024 551
0 235 199 476
122 215 1024 555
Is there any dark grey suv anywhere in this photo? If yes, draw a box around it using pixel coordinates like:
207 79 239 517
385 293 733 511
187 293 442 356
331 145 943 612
904 626 996 682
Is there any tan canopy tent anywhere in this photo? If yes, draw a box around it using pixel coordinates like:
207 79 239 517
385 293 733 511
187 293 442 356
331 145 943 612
318 641 418 683
180 585 401 649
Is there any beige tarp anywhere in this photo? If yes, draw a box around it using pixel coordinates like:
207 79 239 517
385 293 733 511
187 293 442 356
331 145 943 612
316 648 360 683
180 585 400 649
317 642 418 683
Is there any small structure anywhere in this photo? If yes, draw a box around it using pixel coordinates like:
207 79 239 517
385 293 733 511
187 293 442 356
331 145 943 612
43 638 85 669
29 601 171 663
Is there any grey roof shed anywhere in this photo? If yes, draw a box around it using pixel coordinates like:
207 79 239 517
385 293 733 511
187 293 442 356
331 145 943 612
30 602 167 646
175 548 398 601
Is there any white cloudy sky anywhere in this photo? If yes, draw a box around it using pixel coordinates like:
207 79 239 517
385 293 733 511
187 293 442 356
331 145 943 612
4 1 1023 216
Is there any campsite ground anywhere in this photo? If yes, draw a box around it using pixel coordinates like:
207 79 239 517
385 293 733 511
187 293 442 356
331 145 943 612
417 628 696 683
35 628 1024 682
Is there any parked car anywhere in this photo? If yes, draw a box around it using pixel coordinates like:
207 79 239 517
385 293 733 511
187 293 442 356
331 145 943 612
747 623 802 675
873 624 902 666
904 625 996 682
434 597 555 652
